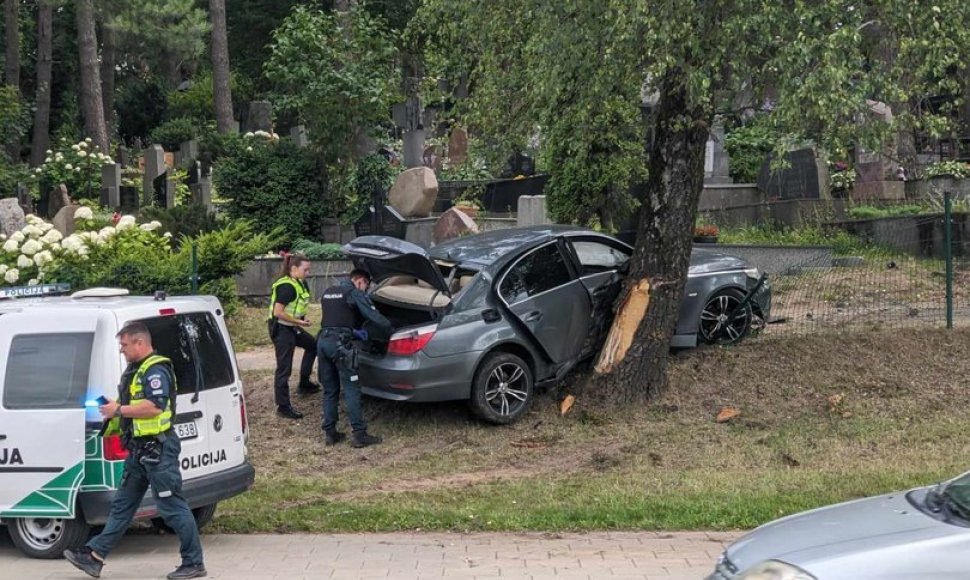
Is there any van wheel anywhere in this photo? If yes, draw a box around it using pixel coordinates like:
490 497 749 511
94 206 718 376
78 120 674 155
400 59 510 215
469 352 533 424
152 503 218 533
7 516 90 559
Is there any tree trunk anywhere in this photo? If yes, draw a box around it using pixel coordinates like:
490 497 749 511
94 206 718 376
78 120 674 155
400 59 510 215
28 0 52 167
209 0 234 134
75 0 108 153
595 70 712 401
4 0 19 89
100 21 116 135
161 49 181 89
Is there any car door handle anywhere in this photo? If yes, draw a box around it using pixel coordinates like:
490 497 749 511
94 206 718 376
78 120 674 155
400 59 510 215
524 311 543 322
0 434 6 441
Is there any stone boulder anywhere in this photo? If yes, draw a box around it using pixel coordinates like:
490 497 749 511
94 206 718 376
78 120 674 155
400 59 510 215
433 207 479 245
0 197 26 237
52 204 80 237
388 167 439 218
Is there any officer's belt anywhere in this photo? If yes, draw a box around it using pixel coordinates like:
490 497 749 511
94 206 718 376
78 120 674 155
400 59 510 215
320 327 353 336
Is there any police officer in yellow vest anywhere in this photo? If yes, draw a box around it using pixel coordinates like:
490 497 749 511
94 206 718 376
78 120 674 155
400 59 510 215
268 253 321 420
64 322 206 580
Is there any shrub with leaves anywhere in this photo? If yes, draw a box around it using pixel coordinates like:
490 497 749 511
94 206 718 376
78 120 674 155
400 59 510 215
923 161 970 179
30 138 115 200
290 239 344 260
724 122 776 183
150 117 204 150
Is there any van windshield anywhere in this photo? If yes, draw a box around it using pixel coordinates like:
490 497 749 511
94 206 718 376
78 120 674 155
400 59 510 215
137 312 235 394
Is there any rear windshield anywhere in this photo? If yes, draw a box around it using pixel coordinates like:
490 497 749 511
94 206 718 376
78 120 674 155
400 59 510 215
137 312 235 394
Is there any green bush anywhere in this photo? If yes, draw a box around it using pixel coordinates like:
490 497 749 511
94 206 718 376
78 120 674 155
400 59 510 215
116 75 168 144
213 136 330 245
0 156 29 197
718 224 873 256
724 122 775 183
138 205 224 247
923 161 970 179
150 117 204 150
846 204 927 220
291 239 344 260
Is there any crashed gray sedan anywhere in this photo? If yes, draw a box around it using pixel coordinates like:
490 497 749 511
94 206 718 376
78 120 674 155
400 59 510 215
708 469 970 579
345 225 770 424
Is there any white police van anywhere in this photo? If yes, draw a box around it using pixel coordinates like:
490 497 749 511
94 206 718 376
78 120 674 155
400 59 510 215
0 285 255 558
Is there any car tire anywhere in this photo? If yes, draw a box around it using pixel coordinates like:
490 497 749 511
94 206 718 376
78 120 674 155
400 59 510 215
699 288 752 345
469 352 534 424
7 516 90 559
152 502 218 533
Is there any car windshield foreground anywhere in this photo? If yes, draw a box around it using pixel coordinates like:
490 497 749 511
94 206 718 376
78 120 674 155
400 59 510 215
708 468 970 579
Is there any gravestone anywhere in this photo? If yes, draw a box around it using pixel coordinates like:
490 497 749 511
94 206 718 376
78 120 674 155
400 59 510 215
119 186 139 213
46 184 71 219
422 145 443 173
448 127 469 166
388 167 438 218
704 123 733 184
290 125 309 148
118 145 131 167
757 148 825 200
403 128 426 169
16 183 32 215
188 162 212 208
852 102 904 200
178 139 199 169
354 204 408 240
501 151 536 178
0 197 26 236
517 195 552 227
101 163 121 208
433 207 479 245
243 101 273 133
143 145 166 206
52 204 79 236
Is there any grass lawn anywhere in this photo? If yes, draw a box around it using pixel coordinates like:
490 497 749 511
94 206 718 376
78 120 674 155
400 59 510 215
209 323 970 533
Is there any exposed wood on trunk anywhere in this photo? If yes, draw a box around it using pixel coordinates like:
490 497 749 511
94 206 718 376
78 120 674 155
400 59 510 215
594 278 650 374
209 0 234 134
75 0 109 153
599 69 713 402
29 0 52 167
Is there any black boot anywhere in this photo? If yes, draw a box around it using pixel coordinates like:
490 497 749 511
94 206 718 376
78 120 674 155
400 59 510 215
297 379 321 395
167 563 207 579
324 430 347 446
64 548 104 578
351 432 383 448
276 405 304 420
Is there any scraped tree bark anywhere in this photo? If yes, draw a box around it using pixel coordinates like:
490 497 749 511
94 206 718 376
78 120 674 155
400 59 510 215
76 0 108 153
29 0 52 167
209 0 234 134
595 70 713 400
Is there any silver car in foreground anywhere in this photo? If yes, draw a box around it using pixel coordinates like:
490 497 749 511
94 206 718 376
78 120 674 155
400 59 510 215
708 470 970 579
345 226 770 424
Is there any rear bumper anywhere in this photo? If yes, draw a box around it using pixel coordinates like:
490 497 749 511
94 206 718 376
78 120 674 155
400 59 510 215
358 350 479 402
79 461 256 525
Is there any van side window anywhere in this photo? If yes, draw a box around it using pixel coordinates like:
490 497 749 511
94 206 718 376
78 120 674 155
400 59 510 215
139 313 234 394
3 333 93 409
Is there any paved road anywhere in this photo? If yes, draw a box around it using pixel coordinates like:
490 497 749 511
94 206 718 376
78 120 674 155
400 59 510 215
1 529 738 579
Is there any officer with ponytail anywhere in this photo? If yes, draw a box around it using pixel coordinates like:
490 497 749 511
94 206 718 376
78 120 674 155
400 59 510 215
268 253 321 419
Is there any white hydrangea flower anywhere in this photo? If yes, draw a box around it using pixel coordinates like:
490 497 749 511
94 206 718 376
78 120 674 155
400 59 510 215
55 153 63 161
45 156 52 163
85 137 92 143
0 233 5 241
4 268 18 283
34 167 43 174
244 132 255 138
10 230 25 242
98 226 117 239
23 225 42 239
78 150 88 157
102 157 114 164
17 254 32 268
33 250 53 267
3 239 19 253
74 167 81 172
25 214 42 225
79 140 88 148
65 163 74 170
45 149 52 155
77 246 89 256
27 278 39 286
163 232 173 238
74 207 94 220
116 215 136 230
41 229 62 244
140 220 163 232
0 264 6 274
61 235 84 253
20 239 43 256
39 222 53 233
71 144 80 151
245 146 253 152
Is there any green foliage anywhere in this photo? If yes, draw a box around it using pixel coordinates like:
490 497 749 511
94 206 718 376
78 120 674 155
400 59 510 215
830 168 857 191
718 224 880 256
290 239 345 260
924 161 970 179
166 70 251 122
138 204 224 247
150 117 203 150
115 74 168 144
265 5 399 163
213 135 329 245
30 138 115 201
347 154 398 224
724 122 775 183
0 156 29 197
846 204 927 219
0 85 31 151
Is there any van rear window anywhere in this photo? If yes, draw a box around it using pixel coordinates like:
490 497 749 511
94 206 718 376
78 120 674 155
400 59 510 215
3 333 93 409
138 312 235 394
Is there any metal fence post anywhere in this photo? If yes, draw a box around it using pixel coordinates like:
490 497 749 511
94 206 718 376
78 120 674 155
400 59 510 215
191 243 199 294
945 191 953 329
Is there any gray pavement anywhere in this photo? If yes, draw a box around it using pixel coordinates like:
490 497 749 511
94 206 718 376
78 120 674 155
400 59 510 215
0 529 740 579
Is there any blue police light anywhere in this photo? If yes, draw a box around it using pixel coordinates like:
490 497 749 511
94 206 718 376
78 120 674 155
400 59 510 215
84 399 100 408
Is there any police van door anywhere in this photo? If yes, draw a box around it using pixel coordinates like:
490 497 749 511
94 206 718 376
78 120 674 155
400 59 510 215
0 311 98 518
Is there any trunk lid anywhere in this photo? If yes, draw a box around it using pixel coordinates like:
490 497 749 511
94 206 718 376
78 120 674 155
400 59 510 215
343 236 451 294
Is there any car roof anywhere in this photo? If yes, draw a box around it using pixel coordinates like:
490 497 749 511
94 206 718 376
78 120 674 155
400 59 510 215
430 225 590 269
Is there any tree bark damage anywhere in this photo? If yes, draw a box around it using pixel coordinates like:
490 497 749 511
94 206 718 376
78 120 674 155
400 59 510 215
594 70 712 401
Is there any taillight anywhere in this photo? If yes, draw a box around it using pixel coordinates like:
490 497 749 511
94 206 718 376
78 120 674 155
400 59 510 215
386 324 437 355
103 434 129 460
239 392 248 438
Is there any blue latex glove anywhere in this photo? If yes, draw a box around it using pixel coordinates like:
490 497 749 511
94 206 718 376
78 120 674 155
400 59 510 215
352 328 368 341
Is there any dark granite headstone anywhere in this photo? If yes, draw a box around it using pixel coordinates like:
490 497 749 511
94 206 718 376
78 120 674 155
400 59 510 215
501 151 536 178
119 186 139 213
757 148 822 200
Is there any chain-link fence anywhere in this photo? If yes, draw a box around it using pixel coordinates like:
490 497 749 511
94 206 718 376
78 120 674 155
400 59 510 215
707 193 970 338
